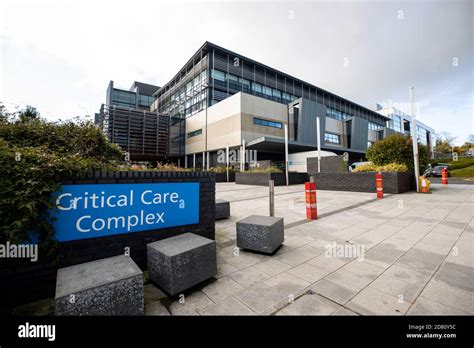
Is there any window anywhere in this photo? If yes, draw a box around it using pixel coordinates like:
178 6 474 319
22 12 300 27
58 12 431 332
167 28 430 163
193 75 201 87
324 132 340 144
138 95 155 107
187 129 202 138
239 78 250 87
263 86 273 96
368 122 384 131
417 125 428 144
227 74 238 82
390 115 402 133
252 82 262 93
200 70 207 82
111 89 136 108
211 69 225 82
253 117 283 129
326 107 350 121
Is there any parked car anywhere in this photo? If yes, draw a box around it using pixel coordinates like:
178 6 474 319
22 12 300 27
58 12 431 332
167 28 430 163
436 163 450 168
424 164 450 177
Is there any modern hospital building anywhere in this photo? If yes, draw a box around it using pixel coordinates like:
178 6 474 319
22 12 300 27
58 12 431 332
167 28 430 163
97 41 435 167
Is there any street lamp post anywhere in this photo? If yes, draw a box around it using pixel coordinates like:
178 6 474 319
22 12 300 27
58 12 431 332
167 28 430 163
284 123 289 186
316 117 321 173
410 87 420 193
203 82 209 171
242 139 246 172
226 145 229 182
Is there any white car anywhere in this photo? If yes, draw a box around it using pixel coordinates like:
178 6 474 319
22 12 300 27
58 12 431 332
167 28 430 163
349 162 372 172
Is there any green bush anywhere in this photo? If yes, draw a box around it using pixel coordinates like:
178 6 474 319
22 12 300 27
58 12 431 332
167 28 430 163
0 115 124 249
353 162 408 173
155 163 191 172
377 163 409 172
366 134 429 170
352 163 378 172
0 117 123 161
446 157 474 170
208 166 238 173
246 166 282 173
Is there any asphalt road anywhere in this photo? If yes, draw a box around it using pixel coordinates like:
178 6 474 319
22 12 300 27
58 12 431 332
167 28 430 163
428 177 474 185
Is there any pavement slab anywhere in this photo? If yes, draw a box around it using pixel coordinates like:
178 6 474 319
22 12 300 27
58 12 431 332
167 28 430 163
276 292 341 315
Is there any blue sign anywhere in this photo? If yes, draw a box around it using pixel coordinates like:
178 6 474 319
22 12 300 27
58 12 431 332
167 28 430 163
51 183 200 242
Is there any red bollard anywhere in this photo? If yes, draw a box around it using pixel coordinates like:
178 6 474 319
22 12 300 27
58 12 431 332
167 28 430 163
305 182 318 220
441 167 448 185
376 172 383 199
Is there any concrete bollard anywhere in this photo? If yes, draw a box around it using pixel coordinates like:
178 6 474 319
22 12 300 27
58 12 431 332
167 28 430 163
269 180 275 217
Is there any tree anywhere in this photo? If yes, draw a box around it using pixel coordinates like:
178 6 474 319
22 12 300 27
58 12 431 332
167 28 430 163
435 132 457 154
0 103 40 123
452 146 462 155
0 105 124 248
0 103 6 123
460 134 474 154
366 134 429 170
18 105 40 122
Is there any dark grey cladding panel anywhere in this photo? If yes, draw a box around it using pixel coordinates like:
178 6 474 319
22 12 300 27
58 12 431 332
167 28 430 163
351 117 369 151
297 98 326 146
384 128 396 138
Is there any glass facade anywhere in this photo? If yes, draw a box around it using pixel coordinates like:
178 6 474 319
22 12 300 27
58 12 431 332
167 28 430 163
157 69 208 119
138 94 155 108
253 117 283 129
110 89 156 109
211 68 298 105
368 122 384 131
111 89 136 108
153 53 209 156
153 42 390 157
326 107 352 121
389 114 402 133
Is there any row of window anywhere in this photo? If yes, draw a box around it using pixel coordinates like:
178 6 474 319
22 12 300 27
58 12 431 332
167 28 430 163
187 129 202 138
253 117 283 129
111 90 157 109
211 69 298 103
386 114 430 145
324 132 340 144
368 122 384 131
326 107 352 121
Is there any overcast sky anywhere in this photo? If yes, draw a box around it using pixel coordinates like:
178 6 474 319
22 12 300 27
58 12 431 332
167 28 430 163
1 0 472 144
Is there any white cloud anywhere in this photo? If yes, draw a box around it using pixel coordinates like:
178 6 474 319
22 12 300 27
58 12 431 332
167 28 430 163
1 0 472 143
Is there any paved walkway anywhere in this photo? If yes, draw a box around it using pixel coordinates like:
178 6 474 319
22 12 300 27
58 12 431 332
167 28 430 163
144 182 473 316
